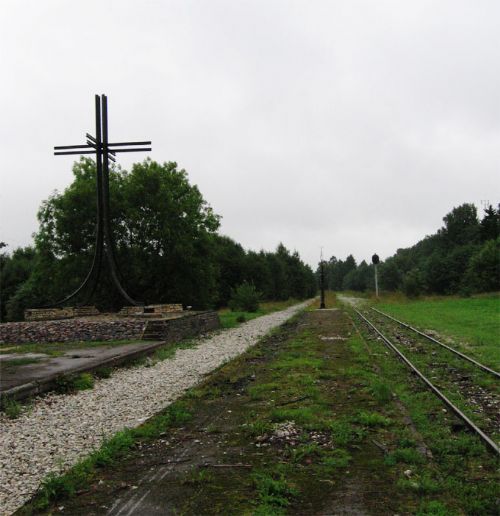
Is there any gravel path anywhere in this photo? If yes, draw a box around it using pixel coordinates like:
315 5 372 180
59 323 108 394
336 294 368 307
0 301 310 515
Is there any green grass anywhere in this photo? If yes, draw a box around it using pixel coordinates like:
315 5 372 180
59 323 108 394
54 373 95 393
252 467 298 512
2 397 23 419
384 447 425 466
355 411 392 427
218 299 304 328
376 294 499 368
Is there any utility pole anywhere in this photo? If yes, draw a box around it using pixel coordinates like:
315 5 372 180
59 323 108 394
372 253 380 298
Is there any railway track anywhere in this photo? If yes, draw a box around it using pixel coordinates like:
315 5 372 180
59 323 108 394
353 308 500 456
371 307 500 379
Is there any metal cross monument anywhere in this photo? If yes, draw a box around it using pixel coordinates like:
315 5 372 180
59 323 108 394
53 94 151 306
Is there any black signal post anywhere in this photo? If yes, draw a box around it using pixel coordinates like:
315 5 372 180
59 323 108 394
320 260 326 309
52 94 151 307
372 253 380 298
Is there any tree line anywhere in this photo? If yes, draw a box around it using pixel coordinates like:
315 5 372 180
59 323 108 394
1 159 316 321
322 203 499 296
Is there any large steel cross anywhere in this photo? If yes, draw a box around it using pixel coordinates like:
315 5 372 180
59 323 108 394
53 94 151 306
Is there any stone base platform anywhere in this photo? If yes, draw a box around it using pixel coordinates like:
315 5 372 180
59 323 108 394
0 311 220 345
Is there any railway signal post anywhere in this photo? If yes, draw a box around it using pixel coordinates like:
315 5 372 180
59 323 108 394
372 253 379 298
319 259 326 309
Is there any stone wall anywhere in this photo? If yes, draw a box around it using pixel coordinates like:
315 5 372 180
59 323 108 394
0 311 220 344
144 311 221 341
118 304 183 317
24 306 100 321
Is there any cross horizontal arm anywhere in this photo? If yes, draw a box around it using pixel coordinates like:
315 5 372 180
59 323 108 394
111 147 152 153
54 150 96 155
108 141 151 147
54 144 93 150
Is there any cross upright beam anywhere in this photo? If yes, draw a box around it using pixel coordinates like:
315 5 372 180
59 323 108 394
51 94 151 307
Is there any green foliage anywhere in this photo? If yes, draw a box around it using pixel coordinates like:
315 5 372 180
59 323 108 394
54 372 95 393
356 411 392 427
94 367 112 379
328 203 500 296
2 159 315 319
73 373 95 390
3 397 22 419
0 246 36 321
463 238 500 292
321 449 351 469
416 500 452 516
253 469 298 509
402 268 425 297
479 204 499 241
229 281 260 312
370 380 392 403
323 254 357 290
384 447 425 465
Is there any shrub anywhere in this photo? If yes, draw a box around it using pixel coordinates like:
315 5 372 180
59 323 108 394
402 269 425 297
3 397 22 419
228 282 261 312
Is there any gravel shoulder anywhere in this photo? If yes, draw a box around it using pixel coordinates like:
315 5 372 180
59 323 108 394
336 294 368 307
0 301 310 516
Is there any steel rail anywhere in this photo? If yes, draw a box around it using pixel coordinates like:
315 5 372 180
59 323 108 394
354 309 500 456
371 307 500 379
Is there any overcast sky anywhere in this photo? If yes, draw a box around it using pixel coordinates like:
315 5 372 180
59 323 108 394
1 0 499 267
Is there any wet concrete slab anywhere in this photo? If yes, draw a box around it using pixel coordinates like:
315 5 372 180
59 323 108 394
0 341 164 396
0 352 48 361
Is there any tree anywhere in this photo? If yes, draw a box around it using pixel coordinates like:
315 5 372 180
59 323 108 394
463 238 500 292
402 268 425 297
480 204 500 242
2 158 317 320
212 235 247 306
379 258 402 291
18 158 221 312
1 246 36 321
442 203 480 247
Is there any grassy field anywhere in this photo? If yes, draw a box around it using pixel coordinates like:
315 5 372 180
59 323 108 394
374 294 499 370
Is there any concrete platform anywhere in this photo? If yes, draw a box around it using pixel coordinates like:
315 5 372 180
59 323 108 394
0 340 166 404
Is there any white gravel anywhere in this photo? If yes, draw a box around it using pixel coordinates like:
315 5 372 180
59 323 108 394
0 301 310 515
